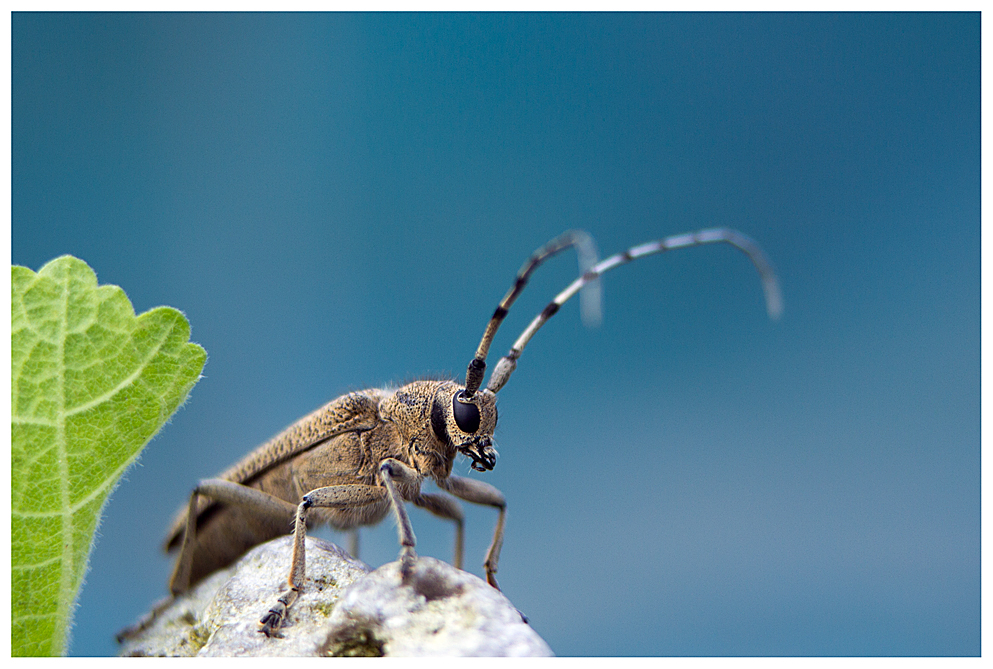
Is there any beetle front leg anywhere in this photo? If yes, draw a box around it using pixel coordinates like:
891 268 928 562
378 458 424 582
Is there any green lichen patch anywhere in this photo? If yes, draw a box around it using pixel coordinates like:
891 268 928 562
311 598 337 618
186 622 212 653
324 626 386 657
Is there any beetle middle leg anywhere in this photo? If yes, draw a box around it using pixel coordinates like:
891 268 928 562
413 491 466 569
258 483 386 637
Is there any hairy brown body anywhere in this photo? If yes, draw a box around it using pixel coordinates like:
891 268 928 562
163 380 504 629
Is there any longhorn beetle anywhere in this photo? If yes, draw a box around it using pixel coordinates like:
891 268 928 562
131 227 781 640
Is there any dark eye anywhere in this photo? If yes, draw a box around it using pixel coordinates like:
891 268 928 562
453 391 481 434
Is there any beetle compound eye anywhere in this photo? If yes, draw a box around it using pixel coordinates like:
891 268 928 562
453 391 481 434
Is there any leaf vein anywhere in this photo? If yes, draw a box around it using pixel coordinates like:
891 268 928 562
12 613 58 623
12 555 63 569
55 270 73 651
63 324 175 418
12 415 56 426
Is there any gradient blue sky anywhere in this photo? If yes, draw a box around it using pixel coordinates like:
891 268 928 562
11 12 979 656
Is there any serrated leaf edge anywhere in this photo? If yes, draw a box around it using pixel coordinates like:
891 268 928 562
10 259 204 655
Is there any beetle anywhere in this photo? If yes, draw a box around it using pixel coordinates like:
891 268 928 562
142 228 781 639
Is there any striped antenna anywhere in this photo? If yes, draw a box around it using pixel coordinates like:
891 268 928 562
485 227 783 393
462 230 601 399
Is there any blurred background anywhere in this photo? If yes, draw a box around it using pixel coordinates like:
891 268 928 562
11 12 979 656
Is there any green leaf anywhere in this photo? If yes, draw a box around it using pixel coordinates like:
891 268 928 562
11 256 206 656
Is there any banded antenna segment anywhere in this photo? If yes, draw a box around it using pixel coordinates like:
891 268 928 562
462 230 601 399
485 227 783 394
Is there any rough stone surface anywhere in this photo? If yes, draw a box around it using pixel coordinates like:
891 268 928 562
118 535 552 657
323 557 551 657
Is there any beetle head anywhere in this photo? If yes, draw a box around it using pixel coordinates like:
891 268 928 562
431 384 498 471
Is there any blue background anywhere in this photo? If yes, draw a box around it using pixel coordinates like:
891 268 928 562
11 12 979 656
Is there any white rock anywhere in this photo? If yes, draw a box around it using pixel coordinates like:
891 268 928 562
118 535 552 657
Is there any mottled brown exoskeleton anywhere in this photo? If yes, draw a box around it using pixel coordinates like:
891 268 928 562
131 227 781 640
